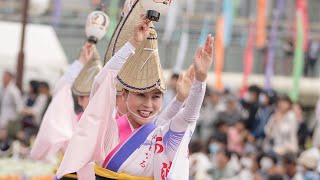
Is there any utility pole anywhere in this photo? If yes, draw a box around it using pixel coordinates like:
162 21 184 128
16 0 29 91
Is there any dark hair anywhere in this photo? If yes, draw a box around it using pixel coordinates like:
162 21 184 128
189 140 205 154
278 95 293 105
261 89 278 105
282 153 296 165
258 152 278 164
235 119 246 126
39 81 50 90
269 174 283 180
211 132 228 145
171 73 179 80
248 85 261 95
221 149 232 160
29 80 40 94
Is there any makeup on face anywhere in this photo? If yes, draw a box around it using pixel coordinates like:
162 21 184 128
125 90 163 128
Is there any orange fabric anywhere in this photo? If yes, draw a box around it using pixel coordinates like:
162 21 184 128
31 175 54 180
256 0 266 48
214 16 225 92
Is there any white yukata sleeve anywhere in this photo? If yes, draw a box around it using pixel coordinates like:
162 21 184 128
155 97 184 126
169 80 206 132
53 60 84 95
153 80 206 180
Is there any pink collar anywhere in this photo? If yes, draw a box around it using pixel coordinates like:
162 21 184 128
116 115 133 142
76 112 83 122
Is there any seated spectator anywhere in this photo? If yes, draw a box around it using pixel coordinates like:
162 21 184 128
264 95 298 155
210 149 235 179
38 81 52 120
214 119 229 135
241 85 261 130
0 128 11 157
21 80 39 133
282 153 303 180
227 120 246 155
189 140 212 180
236 153 264 180
198 88 224 140
292 103 309 150
207 132 228 154
251 89 277 140
207 132 228 169
12 130 30 159
298 150 320 180
218 95 242 126
21 81 52 136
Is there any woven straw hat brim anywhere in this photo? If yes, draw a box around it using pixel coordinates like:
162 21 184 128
104 15 123 64
104 0 149 64
72 58 102 96
116 83 124 95
117 28 166 93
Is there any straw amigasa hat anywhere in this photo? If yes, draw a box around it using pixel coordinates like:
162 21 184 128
116 27 166 93
105 0 168 93
104 0 144 63
104 0 143 94
72 46 102 96
116 83 124 95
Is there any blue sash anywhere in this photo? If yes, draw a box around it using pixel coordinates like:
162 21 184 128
105 122 156 172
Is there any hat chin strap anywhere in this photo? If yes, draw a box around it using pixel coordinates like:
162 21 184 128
115 107 126 116
125 101 160 121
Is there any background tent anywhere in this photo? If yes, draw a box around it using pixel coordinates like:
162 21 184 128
0 21 68 90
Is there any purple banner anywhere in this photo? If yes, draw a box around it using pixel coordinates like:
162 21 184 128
264 0 285 89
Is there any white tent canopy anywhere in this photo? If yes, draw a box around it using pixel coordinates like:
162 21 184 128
0 21 68 90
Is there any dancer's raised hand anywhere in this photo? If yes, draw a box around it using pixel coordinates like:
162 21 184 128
193 34 214 82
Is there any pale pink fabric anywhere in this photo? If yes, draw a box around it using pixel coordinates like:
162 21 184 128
77 162 95 180
57 42 135 179
56 69 119 179
30 60 83 160
30 84 76 160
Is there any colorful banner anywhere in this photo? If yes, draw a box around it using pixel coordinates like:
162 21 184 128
106 0 119 39
233 0 240 17
52 0 62 30
290 9 305 101
223 0 233 47
295 0 309 52
91 0 101 6
264 0 284 90
240 23 255 97
214 16 225 92
198 16 210 45
256 0 267 48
